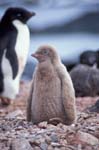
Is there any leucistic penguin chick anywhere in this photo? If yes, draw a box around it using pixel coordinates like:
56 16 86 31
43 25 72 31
70 64 99 97
27 45 76 125
0 7 35 105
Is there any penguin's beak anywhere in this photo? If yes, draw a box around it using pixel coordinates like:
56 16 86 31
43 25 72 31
29 12 36 18
31 53 40 59
30 12 36 17
27 11 36 20
31 53 47 62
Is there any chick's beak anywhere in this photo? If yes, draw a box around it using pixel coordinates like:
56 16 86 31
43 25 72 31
31 53 40 59
31 53 47 62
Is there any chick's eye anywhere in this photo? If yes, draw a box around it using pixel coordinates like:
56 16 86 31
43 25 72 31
43 50 49 55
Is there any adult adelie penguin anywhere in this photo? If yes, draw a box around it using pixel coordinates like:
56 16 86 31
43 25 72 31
0 7 35 105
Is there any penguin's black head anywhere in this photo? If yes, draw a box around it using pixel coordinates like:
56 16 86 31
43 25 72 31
80 50 97 67
1 7 35 24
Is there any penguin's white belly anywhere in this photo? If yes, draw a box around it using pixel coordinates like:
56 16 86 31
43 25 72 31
1 20 30 99
13 20 30 75
1 50 19 99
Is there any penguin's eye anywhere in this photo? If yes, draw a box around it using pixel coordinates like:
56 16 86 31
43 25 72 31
43 50 49 55
17 13 22 17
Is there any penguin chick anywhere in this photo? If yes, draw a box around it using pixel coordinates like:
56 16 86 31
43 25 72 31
80 50 98 68
70 64 99 97
0 7 35 105
27 45 76 125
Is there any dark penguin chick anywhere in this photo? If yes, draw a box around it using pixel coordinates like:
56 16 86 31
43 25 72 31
0 7 35 105
70 64 99 97
88 100 99 113
27 45 76 125
80 50 98 68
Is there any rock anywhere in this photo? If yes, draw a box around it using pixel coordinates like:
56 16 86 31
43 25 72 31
29 138 41 146
47 124 57 130
40 142 48 150
88 99 99 113
50 133 59 143
5 110 23 119
54 148 61 150
60 139 67 146
45 135 51 144
51 142 61 147
38 121 47 129
47 145 54 150
33 146 41 150
60 147 68 150
76 131 99 146
11 138 33 150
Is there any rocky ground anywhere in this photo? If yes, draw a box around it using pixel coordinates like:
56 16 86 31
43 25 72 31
0 81 99 150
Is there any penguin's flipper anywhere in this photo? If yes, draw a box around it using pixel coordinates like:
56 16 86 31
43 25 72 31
6 48 18 79
0 68 4 93
56 64 76 125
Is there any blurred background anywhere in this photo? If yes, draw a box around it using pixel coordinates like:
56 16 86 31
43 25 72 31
0 0 99 80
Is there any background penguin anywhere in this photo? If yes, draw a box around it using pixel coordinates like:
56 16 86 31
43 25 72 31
88 99 99 113
80 50 99 68
70 64 99 97
0 7 35 105
27 45 76 125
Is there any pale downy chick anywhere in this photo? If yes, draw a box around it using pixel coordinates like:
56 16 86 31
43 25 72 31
27 45 76 125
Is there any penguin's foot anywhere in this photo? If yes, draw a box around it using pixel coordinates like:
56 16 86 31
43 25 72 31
0 97 11 106
48 117 63 125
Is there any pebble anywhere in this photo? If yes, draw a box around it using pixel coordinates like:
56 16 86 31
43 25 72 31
38 121 47 129
77 131 99 146
51 142 61 147
45 135 51 144
40 142 48 150
5 110 23 119
11 138 33 150
50 133 59 143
